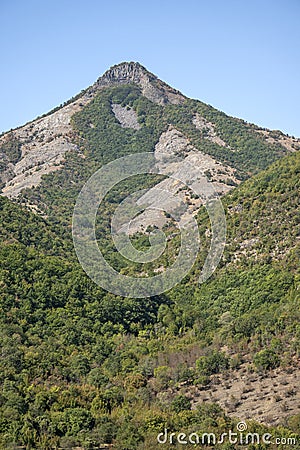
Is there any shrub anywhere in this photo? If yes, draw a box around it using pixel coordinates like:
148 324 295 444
253 349 280 371
171 395 191 413
196 351 229 376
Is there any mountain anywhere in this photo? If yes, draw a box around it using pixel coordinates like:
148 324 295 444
0 62 299 213
0 62 299 449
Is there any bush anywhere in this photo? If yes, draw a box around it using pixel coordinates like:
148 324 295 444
196 351 229 376
253 349 280 371
170 395 191 413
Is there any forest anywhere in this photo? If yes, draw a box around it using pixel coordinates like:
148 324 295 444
0 84 299 448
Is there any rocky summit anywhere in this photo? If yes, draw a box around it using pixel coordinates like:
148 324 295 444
0 62 298 205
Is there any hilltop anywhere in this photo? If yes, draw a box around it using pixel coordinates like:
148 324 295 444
0 62 298 209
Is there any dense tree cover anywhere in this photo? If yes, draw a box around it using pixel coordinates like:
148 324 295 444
0 196 72 256
0 150 299 447
0 85 299 448
0 135 22 165
0 135 22 189
224 149 300 263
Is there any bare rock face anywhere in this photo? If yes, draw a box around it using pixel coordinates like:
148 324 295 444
1 61 298 202
0 98 89 197
123 126 240 234
0 62 186 198
93 62 185 105
153 126 239 192
193 113 230 148
111 103 141 130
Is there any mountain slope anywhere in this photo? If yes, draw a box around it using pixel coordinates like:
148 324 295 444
0 62 298 213
0 146 299 448
0 62 299 448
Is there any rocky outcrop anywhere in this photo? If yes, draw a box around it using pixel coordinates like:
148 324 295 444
111 103 141 130
193 113 230 148
153 126 238 189
92 61 185 105
122 126 239 234
0 62 186 198
1 61 299 201
0 98 89 197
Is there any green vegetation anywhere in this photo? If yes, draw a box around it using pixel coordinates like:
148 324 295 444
0 135 22 188
164 99 288 176
17 83 292 225
0 149 299 447
0 135 22 164
0 84 299 448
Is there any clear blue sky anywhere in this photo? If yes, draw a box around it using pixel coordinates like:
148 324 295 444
1 0 299 136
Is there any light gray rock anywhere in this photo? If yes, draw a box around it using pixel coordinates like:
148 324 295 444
0 99 88 197
112 103 141 130
122 126 240 234
193 113 231 148
93 62 185 105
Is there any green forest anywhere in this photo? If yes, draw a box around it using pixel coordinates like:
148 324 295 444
0 84 299 449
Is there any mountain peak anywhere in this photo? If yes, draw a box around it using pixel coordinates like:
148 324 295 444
93 61 185 105
102 61 153 81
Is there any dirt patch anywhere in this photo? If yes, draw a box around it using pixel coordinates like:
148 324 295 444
255 129 300 153
188 362 300 426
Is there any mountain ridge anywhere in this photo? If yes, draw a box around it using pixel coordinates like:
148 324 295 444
0 61 299 204
92 61 186 105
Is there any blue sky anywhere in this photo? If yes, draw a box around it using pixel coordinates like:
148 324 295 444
1 0 299 136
